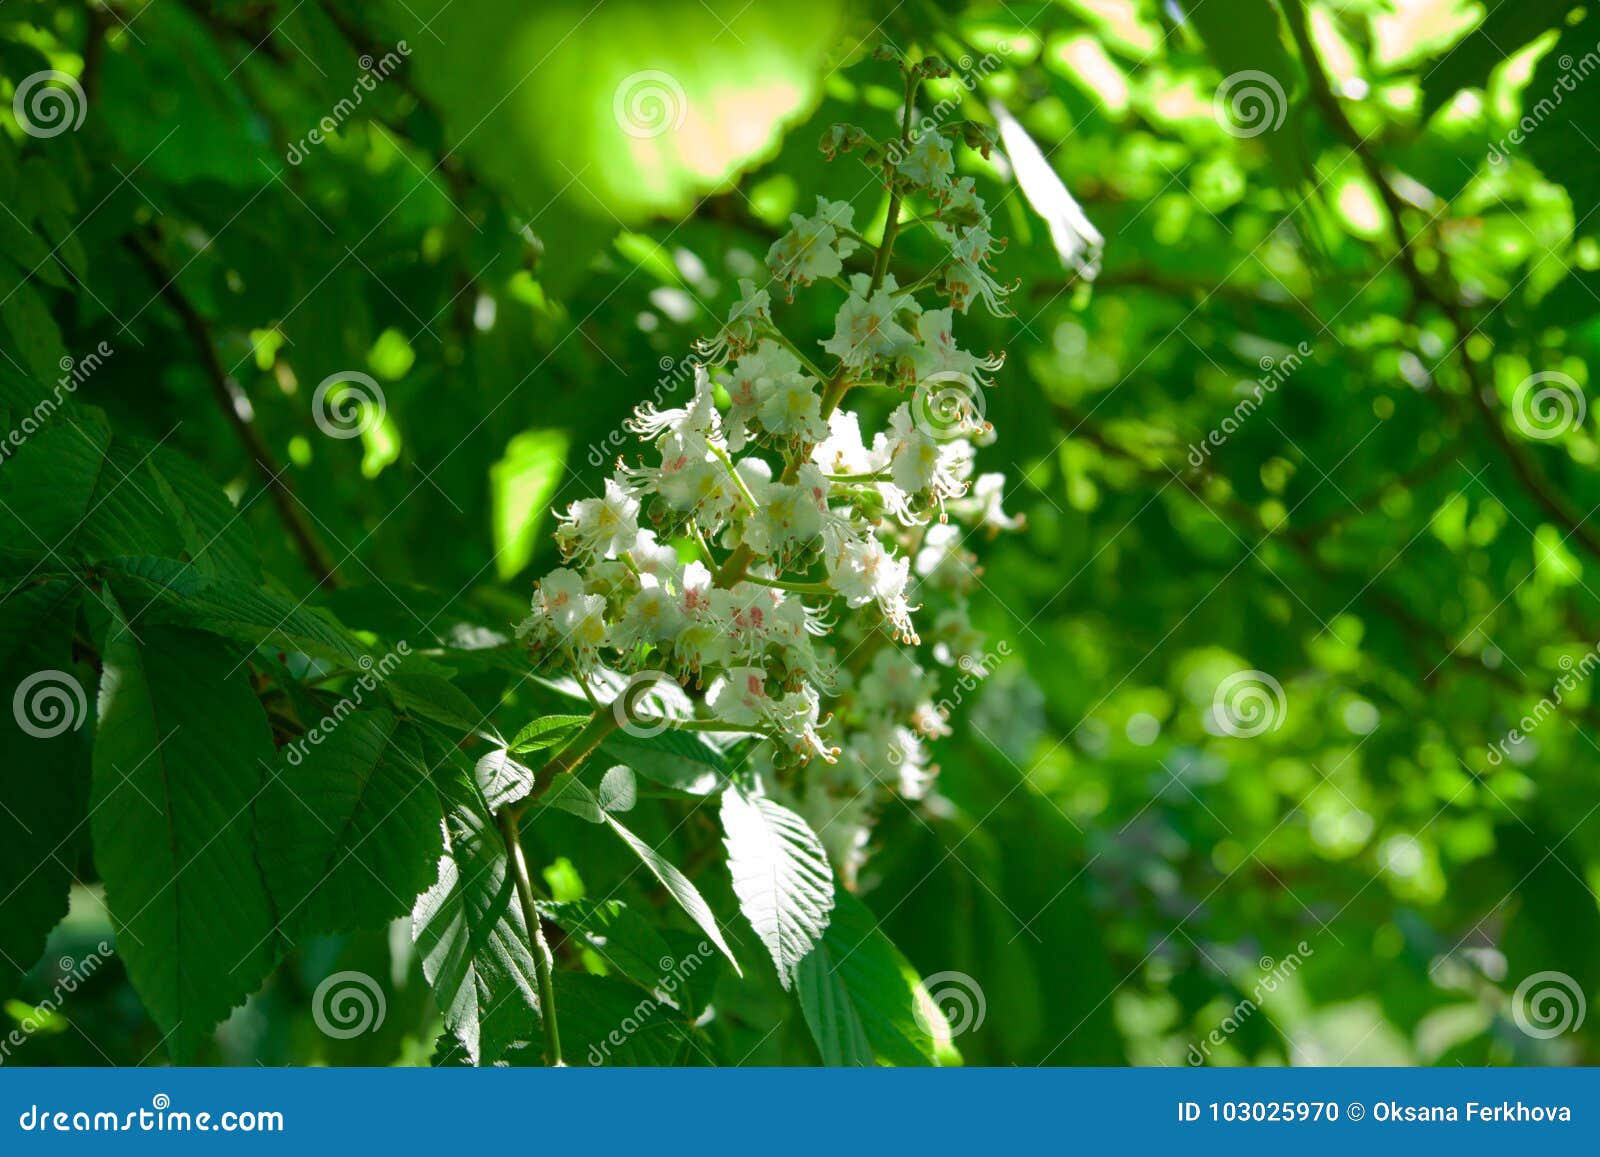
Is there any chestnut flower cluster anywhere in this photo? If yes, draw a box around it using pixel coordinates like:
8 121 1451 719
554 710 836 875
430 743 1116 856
518 76 1021 874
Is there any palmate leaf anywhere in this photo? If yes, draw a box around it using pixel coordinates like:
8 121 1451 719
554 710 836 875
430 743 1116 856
90 613 279 1061
720 785 833 990
412 770 541 1066
258 710 443 941
796 889 959 1067
0 578 88 998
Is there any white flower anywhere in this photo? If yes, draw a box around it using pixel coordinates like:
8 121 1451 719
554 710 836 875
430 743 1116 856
700 278 771 362
934 223 1011 316
905 308 1004 386
897 132 955 195
614 575 686 650
757 371 828 444
811 409 882 476
883 404 971 507
827 533 916 641
709 665 772 725
766 197 861 293
741 480 823 558
723 340 806 450
958 472 1024 533
821 273 916 368
555 477 639 561
520 567 608 668
626 364 722 444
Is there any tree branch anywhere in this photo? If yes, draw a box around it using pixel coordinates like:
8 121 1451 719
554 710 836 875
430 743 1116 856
123 234 340 587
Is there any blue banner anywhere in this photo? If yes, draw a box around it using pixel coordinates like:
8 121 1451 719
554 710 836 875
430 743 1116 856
2 1068 1594 1153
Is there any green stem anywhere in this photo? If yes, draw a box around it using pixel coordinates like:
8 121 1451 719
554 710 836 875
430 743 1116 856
519 709 621 812
497 810 562 1066
741 574 834 595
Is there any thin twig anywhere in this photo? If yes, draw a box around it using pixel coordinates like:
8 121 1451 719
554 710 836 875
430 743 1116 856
123 234 340 586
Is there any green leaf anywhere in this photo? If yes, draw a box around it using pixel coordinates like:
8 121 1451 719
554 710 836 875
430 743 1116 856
0 411 110 572
720 785 834 989
258 710 443 940
603 809 741 975
489 429 568 580
90 616 280 1061
474 747 534 814
383 670 484 733
599 728 728 794
508 714 587 754
537 773 741 974
143 446 262 584
0 579 88 997
392 0 846 291
412 793 541 1065
102 557 368 666
1421 0 1576 118
1523 14 1600 223
539 899 676 989
553 970 701 1066
795 890 959 1067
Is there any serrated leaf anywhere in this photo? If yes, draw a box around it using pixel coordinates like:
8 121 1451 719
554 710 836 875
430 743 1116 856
474 746 534 813
509 713 587 754
413 794 541 1065
383 670 483 733
102 557 367 666
795 889 959 1067
554 970 700 1066
258 710 443 940
720 786 833 989
0 579 88 998
598 764 636 813
536 780 741 975
90 614 279 1061
599 727 727 794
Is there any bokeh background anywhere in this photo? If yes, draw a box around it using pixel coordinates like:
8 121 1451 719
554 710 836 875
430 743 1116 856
3 0 1600 1065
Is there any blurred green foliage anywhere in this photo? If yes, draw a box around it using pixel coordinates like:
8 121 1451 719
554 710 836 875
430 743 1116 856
2 0 1600 1066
